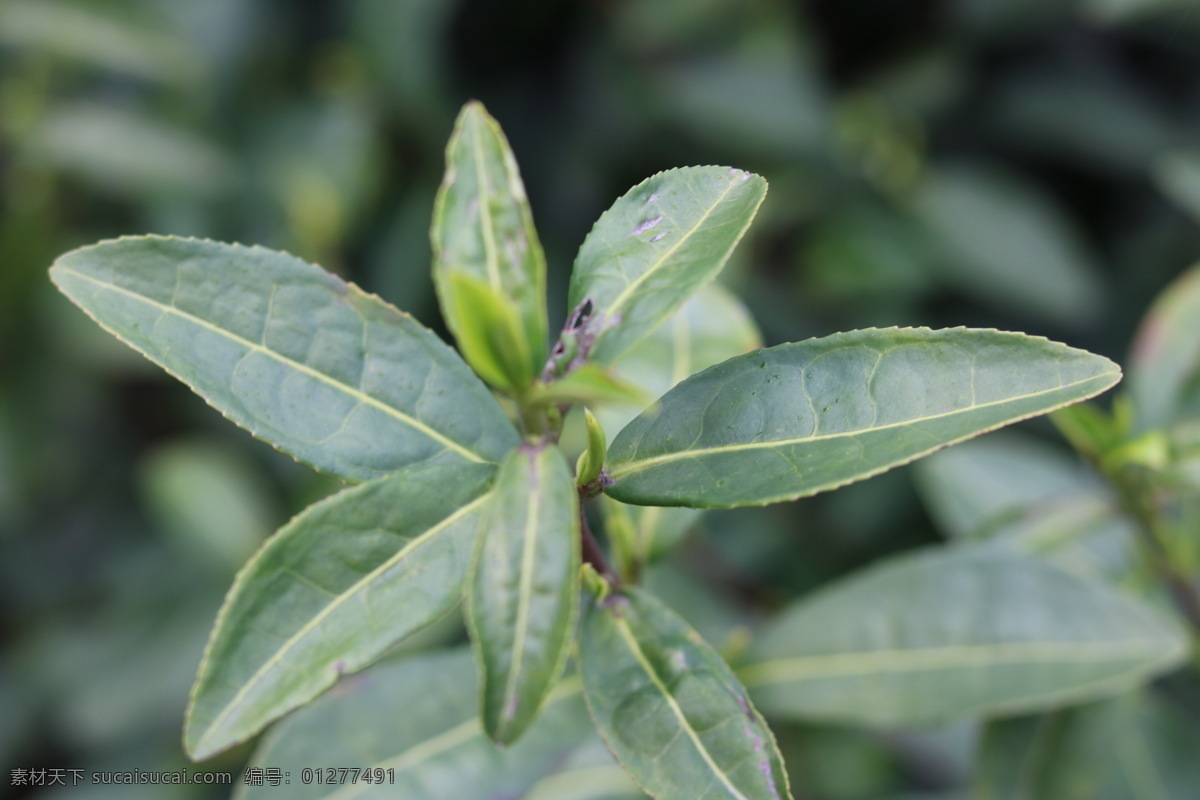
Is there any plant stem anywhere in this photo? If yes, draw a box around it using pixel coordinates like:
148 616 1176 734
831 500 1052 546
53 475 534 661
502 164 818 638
1112 478 1200 667
579 505 617 586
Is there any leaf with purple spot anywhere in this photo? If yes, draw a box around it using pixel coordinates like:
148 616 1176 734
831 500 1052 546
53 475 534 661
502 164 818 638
580 586 791 800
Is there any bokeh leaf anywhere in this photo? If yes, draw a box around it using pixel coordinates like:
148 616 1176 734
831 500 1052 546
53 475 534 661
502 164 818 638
29 103 231 196
1152 151 1200 225
1127 264 1200 432
606 328 1121 508
580 587 791 800
236 649 593 800
0 0 202 85
432 101 548 389
568 166 767 365
975 691 1200 800
914 430 1132 579
912 164 1103 328
140 438 278 570
468 444 580 744
50 236 518 482
739 546 1187 727
185 461 495 759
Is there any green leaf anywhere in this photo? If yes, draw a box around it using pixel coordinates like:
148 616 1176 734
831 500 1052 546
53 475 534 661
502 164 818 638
914 431 1133 580
432 101 548 386
140 438 278 570
185 461 496 760
580 587 791 800
576 408 608 489
468 443 580 744
1152 150 1200 225
567 166 767 365
738 546 1188 727
442 270 537 392
236 649 594 800
605 327 1122 508
1127 264 1200 432
521 737 646 800
912 164 1103 328
50 236 518 483
532 364 650 410
975 692 1200 800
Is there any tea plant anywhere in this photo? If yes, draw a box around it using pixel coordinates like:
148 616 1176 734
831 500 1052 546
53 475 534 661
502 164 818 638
50 102 1189 799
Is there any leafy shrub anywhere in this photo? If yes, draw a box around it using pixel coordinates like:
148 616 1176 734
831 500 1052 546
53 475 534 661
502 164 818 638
49 101 1198 799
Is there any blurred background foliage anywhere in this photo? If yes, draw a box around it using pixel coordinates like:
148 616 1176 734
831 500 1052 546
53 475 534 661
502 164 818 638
3 0 1200 797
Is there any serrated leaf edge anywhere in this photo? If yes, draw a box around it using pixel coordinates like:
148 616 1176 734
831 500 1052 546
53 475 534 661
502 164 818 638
185 479 495 759
606 327 1123 509
50 234 514 477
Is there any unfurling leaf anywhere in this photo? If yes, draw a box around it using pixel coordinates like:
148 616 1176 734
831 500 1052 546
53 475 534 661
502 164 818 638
442 270 538 392
432 100 548 390
576 408 608 489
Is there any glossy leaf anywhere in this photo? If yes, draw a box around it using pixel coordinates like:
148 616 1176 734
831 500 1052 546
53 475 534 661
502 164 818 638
468 443 580 744
432 101 548 386
237 650 593 800
597 284 761 564
50 236 518 483
1127 264 1200 432
568 166 767 365
185 462 496 759
606 327 1122 508
739 546 1187 727
580 587 791 800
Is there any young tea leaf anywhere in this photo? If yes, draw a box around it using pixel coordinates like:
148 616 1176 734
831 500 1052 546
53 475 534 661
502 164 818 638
442 270 538 392
738 545 1188 727
580 587 791 800
50 236 518 482
568 166 766 365
468 443 580 745
605 327 1122 508
432 101 548 389
185 462 496 760
237 650 593 800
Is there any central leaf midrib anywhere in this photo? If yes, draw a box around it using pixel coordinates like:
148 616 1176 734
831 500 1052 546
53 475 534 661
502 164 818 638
603 174 743 322
57 266 488 464
738 639 1176 686
195 491 492 753
499 458 544 732
469 115 502 291
609 370 1116 479
611 614 751 800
